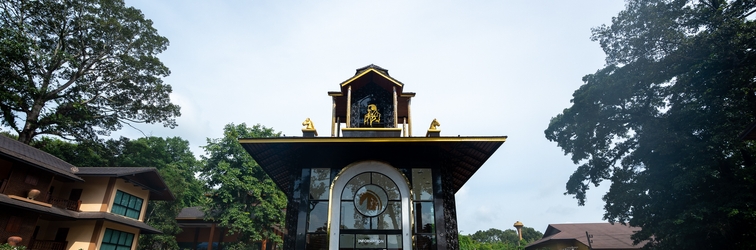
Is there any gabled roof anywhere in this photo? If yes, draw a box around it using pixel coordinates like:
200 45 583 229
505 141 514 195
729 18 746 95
78 211 162 234
0 135 83 181
0 194 162 234
339 64 403 88
77 167 175 201
526 223 642 250
177 206 206 220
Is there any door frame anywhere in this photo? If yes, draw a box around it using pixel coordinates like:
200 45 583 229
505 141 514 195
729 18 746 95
328 161 412 250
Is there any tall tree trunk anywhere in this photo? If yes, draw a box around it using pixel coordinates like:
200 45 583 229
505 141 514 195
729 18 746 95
18 103 43 144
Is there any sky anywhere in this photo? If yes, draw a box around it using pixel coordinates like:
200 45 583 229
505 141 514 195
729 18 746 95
118 0 627 235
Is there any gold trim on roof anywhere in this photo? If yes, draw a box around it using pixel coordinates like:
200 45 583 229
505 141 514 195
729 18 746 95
239 136 507 144
340 68 403 87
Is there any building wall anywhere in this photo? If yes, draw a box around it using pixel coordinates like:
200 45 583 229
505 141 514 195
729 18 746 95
0 207 39 247
59 176 111 212
3 162 54 202
65 220 98 250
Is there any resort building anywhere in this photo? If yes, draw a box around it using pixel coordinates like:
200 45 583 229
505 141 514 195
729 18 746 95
525 223 642 250
0 135 173 250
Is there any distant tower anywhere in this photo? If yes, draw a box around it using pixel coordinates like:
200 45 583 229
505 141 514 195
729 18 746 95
514 221 524 241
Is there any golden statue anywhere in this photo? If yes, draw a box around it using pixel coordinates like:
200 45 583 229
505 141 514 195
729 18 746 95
429 118 440 130
302 118 315 130
363 104 381 127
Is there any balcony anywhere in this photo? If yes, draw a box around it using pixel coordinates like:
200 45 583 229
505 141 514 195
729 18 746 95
30 240 67 250
47 196 81 211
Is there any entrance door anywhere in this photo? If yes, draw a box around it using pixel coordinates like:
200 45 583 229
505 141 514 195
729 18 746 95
329 161 411 250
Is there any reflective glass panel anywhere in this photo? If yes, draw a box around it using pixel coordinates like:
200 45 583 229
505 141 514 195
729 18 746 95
372 173 400 200
414 202 435 233
414 234 435 250
310 168 331 200
387 235 402 249
412 169 433 201
342 173 370 200
354 184 389 217
378 201 402 230
341 201 369 229
306 234 328 250
308 202 329 233
340 234 355 249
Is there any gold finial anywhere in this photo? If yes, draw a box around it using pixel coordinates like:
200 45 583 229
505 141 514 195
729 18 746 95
363 104 381 127
302 118 315 130
429 119 440 130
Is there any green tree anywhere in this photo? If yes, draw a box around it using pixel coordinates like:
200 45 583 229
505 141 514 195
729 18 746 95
0 0 180 144
202 123 287 249
545 0 756 249
36 136 204 249
520 226 543 242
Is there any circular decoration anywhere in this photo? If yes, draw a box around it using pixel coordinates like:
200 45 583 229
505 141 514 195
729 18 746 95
354 184 388 217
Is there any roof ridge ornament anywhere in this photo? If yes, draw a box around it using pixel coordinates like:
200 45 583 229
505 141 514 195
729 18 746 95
302 118 318 137
426 119 441 137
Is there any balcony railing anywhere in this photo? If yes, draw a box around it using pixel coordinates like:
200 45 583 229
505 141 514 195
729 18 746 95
47 197 81 211
30 240 67 250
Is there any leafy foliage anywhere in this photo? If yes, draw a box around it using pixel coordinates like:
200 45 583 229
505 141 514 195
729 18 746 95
545 0 756 249
461 227 542 250
0 0 180 144
35 136 205 250
201 123 287 249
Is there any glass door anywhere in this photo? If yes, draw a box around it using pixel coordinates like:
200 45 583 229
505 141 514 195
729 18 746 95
329 161 411 250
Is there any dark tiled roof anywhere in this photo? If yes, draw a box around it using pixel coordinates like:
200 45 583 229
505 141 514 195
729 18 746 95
240 136 506 195
78 212 162 234
0 194 161 234
739 121 756 140
177 206 205 219
0 194 78 218
526 223 642 250
0 135 83 181
355 64 390 76
77 167 175 201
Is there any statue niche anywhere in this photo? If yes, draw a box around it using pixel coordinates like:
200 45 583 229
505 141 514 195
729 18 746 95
349 82 394 128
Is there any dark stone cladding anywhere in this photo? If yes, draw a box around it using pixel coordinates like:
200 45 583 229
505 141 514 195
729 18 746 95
442 166 460 250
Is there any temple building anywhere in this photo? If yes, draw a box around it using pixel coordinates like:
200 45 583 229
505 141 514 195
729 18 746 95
240 65 506 250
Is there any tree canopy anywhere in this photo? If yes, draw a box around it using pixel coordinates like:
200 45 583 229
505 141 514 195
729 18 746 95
460 227 542 250
0 0 180 144
545 0 756 249
201 123 287 249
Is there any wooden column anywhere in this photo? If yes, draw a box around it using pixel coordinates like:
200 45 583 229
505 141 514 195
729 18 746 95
393 86 398 128
208 223 215 250
346 86 352 128
331 97 336 137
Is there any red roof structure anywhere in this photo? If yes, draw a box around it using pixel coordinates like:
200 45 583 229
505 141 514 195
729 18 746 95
525 223 642 250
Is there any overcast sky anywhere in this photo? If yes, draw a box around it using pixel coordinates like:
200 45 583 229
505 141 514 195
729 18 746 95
119 0 627 235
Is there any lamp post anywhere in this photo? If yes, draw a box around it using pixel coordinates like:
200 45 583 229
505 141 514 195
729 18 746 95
514 221 524 246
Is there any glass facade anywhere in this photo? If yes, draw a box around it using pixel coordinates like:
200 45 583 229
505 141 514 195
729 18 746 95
304 163 441 250
112 190 143 219
101 228 134 250
307 168 331 250
339 171 403 250
412 169 435 250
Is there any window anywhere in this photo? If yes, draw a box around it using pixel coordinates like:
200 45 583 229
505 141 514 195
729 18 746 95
101 228 134 250
112 190 143 219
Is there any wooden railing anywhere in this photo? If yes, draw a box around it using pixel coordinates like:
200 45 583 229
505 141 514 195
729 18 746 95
47 197 81 211
30 240 67 250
